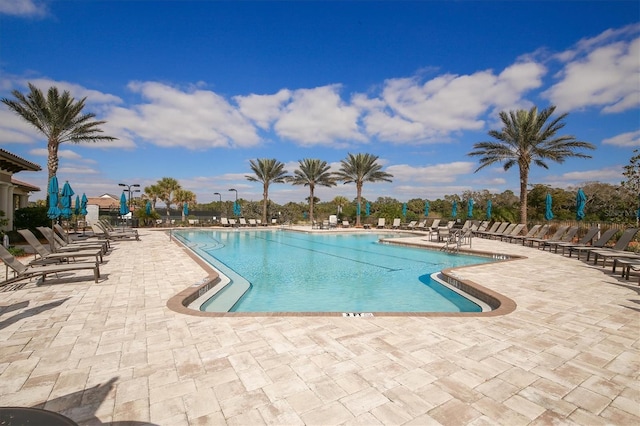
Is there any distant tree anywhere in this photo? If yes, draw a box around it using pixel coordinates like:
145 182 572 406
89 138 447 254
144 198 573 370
246 158 289 224
334 153 393 227
144 184 162 210
1 83 117 184
468 105 595 226
289 158 336 225
173 189 197 222
156 177 181 222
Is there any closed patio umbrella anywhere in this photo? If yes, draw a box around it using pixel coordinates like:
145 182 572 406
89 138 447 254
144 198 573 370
576 188 586 221
424 200 430 217
402 203 407 218
80 194 88 216
451 200 457 218
356 202 361 217
60 181 74 220
146 200 152 215
47 176 61 220
467 199 474 218
233 200 241 216
74 195 81 216
183 202 189 217
365 202 371 216
120 191 129 216
545 193 554 221
486 200 492 220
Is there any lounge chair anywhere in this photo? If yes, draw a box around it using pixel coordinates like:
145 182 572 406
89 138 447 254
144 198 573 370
248 219 257 227
522 224 551 246
414 220 426 230
427 218 441 232
18 229 104 264
402 220 417 230
475 221 500 238
567 228 619 260
480 222 509 239
329 215 338 228
376 218 386 229
220 217 230 227
541 226 579 251
507 224 541 244
588 228 639 267
497 224 525 241
342 220 350 228
552 226 600 255
100 219 137 235
91 223 140 241
0 244 100 286
38 227 108 255
391 218 401 229
239 218 248 227
612 257 640 283
525 226 569 248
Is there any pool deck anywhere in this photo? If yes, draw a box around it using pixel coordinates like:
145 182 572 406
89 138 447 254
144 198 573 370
0 227 638 425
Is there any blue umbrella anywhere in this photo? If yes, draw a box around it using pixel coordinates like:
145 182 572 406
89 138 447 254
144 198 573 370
80 193 88 216
356 202 361 217
424 200 430 217
233 200 241 216
47 176 61 220
451 200 458 218
545 193 554 221
576 188 586 221
467 199 474 218
486 200 492 220
145 200 152 215
402 203 407 217
74 195 81 216
183 202 189 217
60 181 74 219
365 202 371 216
120 191 129 216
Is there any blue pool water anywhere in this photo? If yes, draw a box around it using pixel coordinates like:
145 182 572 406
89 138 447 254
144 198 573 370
173 229 494 313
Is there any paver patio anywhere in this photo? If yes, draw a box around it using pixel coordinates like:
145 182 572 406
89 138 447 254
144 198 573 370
0 227 638 425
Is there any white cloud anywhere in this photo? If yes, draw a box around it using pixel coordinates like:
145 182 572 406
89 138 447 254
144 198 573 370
0 0 47 17
602 130 640 147
106 81 261 149
385 162 476 184
58 166 99 175
23 78 123 106
29 148 84 160
360 61 545 143
234 89 291 129
274 85 365 146
543 25 640 113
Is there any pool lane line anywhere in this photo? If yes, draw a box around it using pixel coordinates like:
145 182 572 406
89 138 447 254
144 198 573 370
267 233 445 267
251 233 403 272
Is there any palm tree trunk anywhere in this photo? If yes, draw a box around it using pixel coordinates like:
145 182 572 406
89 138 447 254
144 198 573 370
519 167 529 226
356 183 363 227
47 140 59 182
262 184 268 224
309 185 315 225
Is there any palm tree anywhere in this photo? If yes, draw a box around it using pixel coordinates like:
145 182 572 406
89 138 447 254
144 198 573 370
468 105 595 225
173 189 197 222
334 153 393 227
144 184 162 210
156 177 181 222
289 158 336 226
246 158 290 224
1 83 117 183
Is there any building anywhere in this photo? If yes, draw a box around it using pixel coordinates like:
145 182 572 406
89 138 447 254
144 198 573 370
0 149 41 231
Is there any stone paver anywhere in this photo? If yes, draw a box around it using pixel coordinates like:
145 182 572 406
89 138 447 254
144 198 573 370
0 227 639 425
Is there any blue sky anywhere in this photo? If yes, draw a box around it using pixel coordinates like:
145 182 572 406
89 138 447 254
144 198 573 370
1 1 638 206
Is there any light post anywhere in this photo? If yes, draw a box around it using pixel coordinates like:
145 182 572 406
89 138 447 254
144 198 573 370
213 192 222 222
118 183 140 209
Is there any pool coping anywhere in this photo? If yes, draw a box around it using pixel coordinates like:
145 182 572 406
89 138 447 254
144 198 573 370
166 228 518 317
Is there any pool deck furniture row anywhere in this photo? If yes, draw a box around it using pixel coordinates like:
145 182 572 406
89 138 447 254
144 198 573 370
0 227 638 425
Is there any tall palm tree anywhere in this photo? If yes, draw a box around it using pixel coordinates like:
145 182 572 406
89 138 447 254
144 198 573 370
334 153 393 227
1 83 117 183
156 177 181 222
468 105 595 225
144 184 162 210
173 189 197 222
246 158 290 224
289 158 337 225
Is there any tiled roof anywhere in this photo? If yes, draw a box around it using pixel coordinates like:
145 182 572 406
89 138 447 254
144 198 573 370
0 148 42 173
11 177 40 192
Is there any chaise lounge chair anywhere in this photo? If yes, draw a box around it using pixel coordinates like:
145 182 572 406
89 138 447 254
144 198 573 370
38 227 108 255
521 224 551 246
497 224 526 241
567 228 619 260
391 218 401 229
551 226 600 255
376 218 386 229
1 244 100 286
18 229 105 264
525 226 569 248
91 223 140 241
540 226 579 251
588 228 639 267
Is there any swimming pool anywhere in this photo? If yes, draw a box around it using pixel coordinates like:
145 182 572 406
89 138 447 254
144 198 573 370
173 229 494 313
